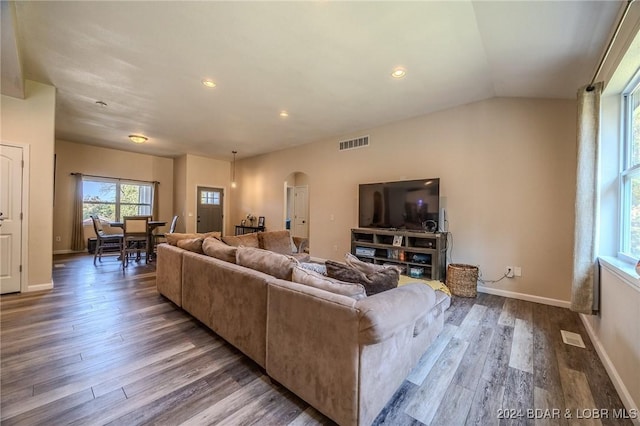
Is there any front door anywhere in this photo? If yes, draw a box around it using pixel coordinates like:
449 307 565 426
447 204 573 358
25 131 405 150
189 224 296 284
293 185 308 239
0 145 23 294
197 186 223 233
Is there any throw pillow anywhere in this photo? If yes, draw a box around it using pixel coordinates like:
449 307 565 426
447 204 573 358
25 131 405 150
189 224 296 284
299 262 327 275
258 230 293 255
221 232 260 248
176 237 204 254
202 236 236 263
345 252 401 275
236 246 298 281
326 259 400 296
325 260 369 284
166 232 221 246
292 267 366 300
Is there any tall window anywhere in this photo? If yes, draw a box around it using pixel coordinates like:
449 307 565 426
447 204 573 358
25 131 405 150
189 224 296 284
82 178 153 221
621 74 640 260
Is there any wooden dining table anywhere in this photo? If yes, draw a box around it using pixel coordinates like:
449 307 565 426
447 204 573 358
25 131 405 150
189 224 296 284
109 220 167 262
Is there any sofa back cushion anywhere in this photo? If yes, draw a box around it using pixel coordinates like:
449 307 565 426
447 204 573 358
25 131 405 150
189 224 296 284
236 246 298 281
202 236 237 263
166 232 221 246
176 237 204 254
292 266 366 300
258 230 294 254
222 232 260 248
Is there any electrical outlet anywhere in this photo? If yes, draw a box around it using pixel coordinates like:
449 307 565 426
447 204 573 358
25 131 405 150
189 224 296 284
514 266 522 277
505 266 515 278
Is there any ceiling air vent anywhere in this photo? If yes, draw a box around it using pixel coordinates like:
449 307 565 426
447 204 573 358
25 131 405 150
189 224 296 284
339 135 369 151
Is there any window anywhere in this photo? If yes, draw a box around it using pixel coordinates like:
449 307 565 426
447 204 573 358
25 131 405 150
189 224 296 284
200 190 220 205
620 74 640 260
83 178 153 221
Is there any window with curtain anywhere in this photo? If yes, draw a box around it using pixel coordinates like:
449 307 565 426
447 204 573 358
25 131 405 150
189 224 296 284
82 178 153 221
620 73 640 260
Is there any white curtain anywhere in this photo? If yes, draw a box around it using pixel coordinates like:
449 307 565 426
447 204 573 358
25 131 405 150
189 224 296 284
571 82 603 314
70 174 85 251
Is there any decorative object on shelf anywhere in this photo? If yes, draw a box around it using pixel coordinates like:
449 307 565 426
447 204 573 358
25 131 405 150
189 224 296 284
246 213 256 226
258 216 265 227
392 235 403 246
446 263 479 297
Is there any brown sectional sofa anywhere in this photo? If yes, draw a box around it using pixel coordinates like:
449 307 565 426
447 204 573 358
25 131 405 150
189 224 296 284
155 234 450 426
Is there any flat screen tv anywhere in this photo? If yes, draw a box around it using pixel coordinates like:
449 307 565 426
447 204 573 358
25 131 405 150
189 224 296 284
358 178 440 231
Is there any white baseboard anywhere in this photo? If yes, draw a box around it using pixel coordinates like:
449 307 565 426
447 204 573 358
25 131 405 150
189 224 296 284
580 314 640 425
27 282 53 292
476 285 571 309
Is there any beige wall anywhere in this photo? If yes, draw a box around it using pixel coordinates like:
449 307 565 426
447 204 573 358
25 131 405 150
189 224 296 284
233 97 577 303
174 154 231 234
173 155 187 233
53 140 174 252
1 80 56 290
582 265 640 416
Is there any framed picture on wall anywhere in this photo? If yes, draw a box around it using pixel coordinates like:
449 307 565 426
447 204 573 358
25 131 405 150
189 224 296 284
258 216 265 227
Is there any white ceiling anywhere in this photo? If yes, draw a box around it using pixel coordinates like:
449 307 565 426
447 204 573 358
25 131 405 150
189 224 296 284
5 1 622 160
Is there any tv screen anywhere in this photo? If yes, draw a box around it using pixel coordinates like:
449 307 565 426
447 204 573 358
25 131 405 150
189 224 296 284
358 178 440 231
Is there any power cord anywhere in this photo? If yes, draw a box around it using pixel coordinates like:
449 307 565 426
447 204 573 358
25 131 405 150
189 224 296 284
477 268 509 285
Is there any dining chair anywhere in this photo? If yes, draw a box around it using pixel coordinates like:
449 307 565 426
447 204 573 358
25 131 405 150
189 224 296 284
122 215 151 269
90 215 123 266
154 215 179 249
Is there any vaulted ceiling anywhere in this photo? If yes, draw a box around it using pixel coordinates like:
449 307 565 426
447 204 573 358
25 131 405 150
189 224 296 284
2 1 623 160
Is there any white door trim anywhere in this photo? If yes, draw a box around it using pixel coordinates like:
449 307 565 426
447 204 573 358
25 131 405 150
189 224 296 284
1 141 29 293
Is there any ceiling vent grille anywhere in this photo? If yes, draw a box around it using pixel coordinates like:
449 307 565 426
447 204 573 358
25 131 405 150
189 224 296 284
339 135 369 151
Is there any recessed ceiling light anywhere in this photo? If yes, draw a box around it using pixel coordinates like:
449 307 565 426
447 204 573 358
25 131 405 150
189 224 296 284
128 134 148 144
280 111 289 117
202 79 216 88
95 100 107 107
391 67 406 79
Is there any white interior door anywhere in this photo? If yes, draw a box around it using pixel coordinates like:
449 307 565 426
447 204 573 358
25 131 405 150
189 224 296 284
293 186 308 239
0 145 23 294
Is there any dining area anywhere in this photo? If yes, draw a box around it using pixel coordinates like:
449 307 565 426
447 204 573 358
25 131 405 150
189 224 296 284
90 215 178 269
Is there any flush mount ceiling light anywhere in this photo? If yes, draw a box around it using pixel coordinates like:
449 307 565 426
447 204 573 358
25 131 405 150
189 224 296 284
128 134 148 144
279 111 289 117
391 67 406 79
202 79 216 88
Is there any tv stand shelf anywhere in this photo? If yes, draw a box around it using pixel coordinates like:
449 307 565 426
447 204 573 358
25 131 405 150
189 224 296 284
351 228 447 281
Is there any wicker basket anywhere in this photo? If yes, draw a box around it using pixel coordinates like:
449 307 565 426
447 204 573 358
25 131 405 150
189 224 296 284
446 264 479 297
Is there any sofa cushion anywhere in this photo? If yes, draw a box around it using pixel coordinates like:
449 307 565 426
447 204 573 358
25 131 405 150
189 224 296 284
166 232 221 246
202 236 237 263
326 260 400 296
258 230 294 255
176 237 204 254
292 266 367 300
222 232 260 248
236 246 298 281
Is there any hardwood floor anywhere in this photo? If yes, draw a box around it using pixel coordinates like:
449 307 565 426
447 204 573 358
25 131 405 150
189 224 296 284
0 253 631 425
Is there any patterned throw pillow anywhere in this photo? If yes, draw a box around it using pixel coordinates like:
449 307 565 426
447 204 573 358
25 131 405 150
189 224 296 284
326 258 400 296
292 267 366 300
